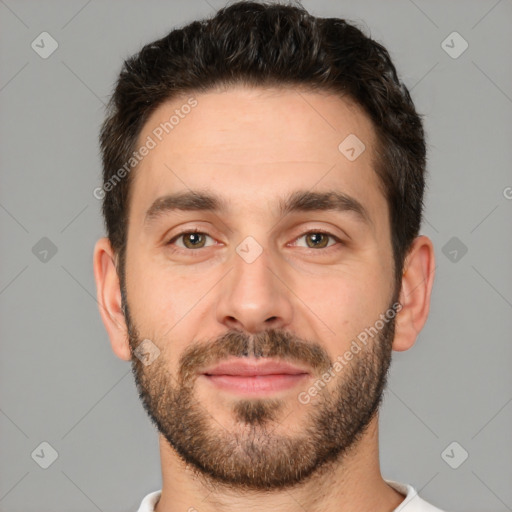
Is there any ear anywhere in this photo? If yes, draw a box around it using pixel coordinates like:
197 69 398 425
392 235 436 352
93 237 131 361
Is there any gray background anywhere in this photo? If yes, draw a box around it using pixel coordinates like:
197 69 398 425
0 0 511 511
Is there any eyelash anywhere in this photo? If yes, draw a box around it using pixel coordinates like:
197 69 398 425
165 228 343 255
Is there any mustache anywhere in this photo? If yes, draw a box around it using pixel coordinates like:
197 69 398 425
178 328 333 385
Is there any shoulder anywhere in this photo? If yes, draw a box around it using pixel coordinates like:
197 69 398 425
136 490 161 512
385 479 450 512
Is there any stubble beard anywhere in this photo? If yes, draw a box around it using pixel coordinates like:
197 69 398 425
122 282 397 491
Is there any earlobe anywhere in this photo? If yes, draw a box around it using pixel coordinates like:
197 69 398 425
93 238 132 361
392 235 436 352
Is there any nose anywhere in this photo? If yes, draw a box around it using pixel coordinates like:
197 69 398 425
215 244 294 334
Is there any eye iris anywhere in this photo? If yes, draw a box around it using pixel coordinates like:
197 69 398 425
183 232 205 249
178 232 331 249
306 233 329 248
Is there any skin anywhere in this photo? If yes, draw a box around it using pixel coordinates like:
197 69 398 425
93 85 435 512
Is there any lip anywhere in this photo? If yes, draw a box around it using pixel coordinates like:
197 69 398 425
200 358 310 394
201 358 310 377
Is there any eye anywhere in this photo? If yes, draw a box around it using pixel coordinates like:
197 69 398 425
167 229 216 250
165 229 343 254
292 230 342 250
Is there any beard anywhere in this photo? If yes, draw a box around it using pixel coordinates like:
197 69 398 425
121 282 399 492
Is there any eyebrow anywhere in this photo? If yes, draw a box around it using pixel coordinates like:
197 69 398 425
144 189 373 228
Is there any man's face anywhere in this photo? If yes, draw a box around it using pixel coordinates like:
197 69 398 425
121 86 399 490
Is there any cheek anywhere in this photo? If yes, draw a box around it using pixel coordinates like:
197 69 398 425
126 255 193 338
126 255 220 371
296 265 390 341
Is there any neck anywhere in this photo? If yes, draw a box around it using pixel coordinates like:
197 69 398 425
154 415 406 512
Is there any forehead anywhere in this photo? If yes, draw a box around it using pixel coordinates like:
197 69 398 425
129 86 387 231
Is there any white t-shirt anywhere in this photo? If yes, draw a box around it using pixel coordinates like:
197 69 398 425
136 479 448 511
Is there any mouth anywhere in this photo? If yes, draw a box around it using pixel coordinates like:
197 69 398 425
199 358 310 394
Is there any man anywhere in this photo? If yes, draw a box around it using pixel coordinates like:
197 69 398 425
93 1 443 511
